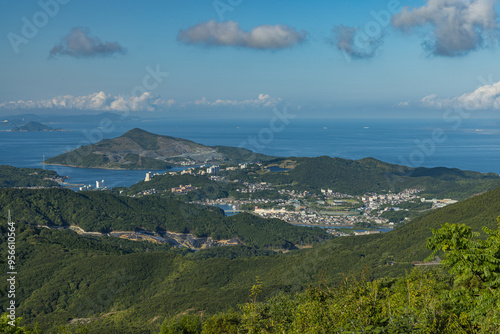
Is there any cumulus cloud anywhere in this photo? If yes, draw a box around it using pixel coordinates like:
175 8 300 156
178 20 307 50
0 92 280 111
419 81 500 110
392 0 498 56
50 27 126 58
192 94 282 107
330 25 383 59
0 91 175 112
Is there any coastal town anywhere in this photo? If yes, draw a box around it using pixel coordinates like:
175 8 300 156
128 163 460 235
195 188 423 230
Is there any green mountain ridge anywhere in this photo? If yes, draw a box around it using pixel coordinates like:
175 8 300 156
136 154 500 199
2 185 500 332
287 156 499 198
0 188 327 249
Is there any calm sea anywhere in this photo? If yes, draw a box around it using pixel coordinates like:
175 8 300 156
1 117 499 188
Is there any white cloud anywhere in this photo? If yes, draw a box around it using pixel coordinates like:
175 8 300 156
0 92 175 112
0 92 281 111
419 81 500 110
192 94 281 107
392 0 498 56
178 20 307 50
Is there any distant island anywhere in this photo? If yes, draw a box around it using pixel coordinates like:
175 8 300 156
44 128 275 169
4 112 140 125
11 121 65 132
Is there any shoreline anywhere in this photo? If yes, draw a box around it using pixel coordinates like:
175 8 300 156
42 162 175 171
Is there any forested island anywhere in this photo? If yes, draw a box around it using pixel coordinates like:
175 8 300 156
11 121 65 132
44 128 274 169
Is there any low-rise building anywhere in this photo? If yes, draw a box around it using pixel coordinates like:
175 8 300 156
171 184 198 194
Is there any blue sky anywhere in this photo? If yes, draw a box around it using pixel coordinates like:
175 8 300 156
1 0 500 118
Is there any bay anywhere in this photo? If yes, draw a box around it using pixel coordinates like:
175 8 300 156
1 117 499 188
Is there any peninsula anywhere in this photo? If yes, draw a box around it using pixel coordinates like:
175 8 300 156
44 128 274 169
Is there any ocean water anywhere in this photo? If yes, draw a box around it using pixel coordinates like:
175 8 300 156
1 117 499 188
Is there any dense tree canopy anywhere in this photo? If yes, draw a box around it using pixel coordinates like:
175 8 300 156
161 218 500 333
0 166 60 188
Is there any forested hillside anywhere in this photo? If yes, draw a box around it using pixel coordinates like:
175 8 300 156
0 188 327 249
0 166 61 188
2 186 500 332
126 156 500 205
162 216 500 333
287 157 500 198
128 173 239 200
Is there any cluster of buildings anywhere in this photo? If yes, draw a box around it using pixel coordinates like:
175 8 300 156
144 171 172 181
196 197 285 209
277 188 312 198
254 207 287 214
133 189 160 196
320 189 353 198
327 230 352 237
361 188 421 211
142 162 251 183
176 159 196 166
180 168 200 175
135 168 458 234
253 208 389 227
237 182 274 193
225 163 252 170
171 184 198 194
143 165 221 182
43 176 68 183
206 165 220 174
353 230 381 236
77 180 106 191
